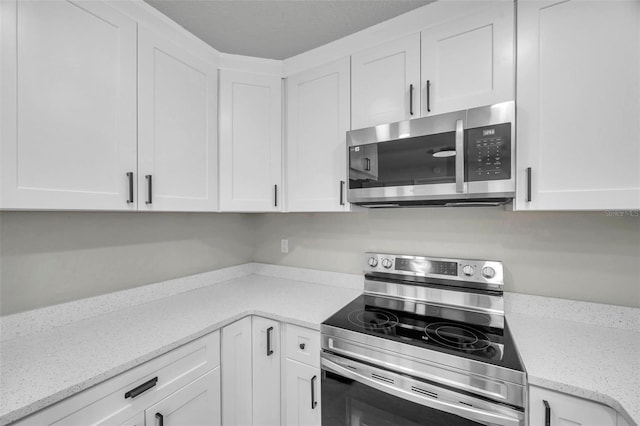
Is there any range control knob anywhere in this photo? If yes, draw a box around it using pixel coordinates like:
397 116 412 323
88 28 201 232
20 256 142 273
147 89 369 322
368 257 379 267
482 266 496 279
462 265 475 276
381 258 393 269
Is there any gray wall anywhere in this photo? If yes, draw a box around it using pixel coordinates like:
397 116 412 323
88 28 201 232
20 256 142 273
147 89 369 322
253 209 640 308
0 212 254 314
1 208 638 315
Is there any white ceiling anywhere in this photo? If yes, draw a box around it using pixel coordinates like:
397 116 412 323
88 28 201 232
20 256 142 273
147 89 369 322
144 0 433 60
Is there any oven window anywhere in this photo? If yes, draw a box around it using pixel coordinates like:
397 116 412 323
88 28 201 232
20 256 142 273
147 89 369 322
322 371 484 426
349 131 457 189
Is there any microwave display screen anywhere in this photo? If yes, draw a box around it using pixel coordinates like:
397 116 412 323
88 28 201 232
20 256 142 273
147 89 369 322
465 123 511 182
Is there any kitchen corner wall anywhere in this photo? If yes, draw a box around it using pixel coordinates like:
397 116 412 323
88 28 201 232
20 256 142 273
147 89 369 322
253 208 640 308
1 209 638 315
0 212 254 315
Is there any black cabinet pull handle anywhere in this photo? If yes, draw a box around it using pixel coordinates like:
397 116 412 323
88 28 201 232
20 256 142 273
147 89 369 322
339 181 345 206
311 375 318 409
155 412 164 426
364 158 371 171
426 80 431 113
266 326 274 356
274 184 278 207
526 167 532 202
124 376 158 399
145 175 153 205
543 399 550 426
409 84 414 116
126 172 134 203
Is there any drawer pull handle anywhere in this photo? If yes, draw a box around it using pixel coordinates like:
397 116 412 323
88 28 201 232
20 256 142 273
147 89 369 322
126 172 134 203
299 343 306 350
267 326 274 356
155 412 164 426
543 399 551 426
124 376 158 399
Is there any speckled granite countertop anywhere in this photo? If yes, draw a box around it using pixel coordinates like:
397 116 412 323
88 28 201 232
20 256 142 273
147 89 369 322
0 273 360 425
507 312 639 425
1 266 638 425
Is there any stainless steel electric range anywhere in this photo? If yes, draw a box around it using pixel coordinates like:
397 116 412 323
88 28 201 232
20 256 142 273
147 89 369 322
320 253 527 426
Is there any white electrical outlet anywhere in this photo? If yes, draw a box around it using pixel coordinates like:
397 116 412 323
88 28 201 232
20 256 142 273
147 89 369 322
281 239 289 253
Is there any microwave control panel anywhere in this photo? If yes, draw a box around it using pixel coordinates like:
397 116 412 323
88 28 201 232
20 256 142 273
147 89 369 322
466 123 511 182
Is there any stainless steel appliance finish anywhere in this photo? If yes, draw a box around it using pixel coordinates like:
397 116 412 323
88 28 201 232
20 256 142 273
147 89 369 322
321 253 527 426
347 101 515 207
322 353 525 426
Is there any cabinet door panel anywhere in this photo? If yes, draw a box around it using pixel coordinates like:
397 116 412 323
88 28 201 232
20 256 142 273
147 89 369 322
286 58 350 211
0 0 137 210
145 369 221 426
351 34 420 129
421 2 514 115
516 0 640 210
221 317 253 426
138 28 218 212
283 359 321 426
219 71 282 211
252 317 281 426
529 386 616 426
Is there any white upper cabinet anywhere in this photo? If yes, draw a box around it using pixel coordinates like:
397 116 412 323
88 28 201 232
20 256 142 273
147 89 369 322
286 58 351 212
351 34 421 129
138 28 218 212
516 0 640 210
420 1 514 116
219 70 282 211
1 0 137 210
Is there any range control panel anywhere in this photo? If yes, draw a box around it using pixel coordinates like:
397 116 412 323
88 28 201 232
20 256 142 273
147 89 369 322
466 123 511 182
364 252 503 287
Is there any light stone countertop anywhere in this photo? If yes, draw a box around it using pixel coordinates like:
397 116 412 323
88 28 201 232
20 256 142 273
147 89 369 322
0 274 361 425
1 266 638 425
507 313 639 426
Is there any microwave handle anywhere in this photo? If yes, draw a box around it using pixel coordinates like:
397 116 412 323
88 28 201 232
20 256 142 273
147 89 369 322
455 119 465 193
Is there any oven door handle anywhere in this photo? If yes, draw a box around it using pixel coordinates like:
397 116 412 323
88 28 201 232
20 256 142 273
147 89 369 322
321 357 523 426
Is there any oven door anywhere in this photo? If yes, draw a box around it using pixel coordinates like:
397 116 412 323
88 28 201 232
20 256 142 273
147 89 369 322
321 353 524 426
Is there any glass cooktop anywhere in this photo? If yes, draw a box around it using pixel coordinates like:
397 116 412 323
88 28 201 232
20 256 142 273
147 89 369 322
322 294 525 372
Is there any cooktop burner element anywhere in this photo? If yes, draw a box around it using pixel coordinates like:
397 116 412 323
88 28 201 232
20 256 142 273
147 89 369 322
425 322 491 351
347 308 399 330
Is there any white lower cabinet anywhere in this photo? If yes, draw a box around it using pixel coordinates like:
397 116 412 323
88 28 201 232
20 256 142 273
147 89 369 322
529 385 617 426
12 332 221 426
221 316 281 426
283 359 321 426
145 369 221 426
282 323 321 426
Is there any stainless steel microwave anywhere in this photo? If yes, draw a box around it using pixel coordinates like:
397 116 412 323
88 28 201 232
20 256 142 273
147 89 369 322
347 101 515 207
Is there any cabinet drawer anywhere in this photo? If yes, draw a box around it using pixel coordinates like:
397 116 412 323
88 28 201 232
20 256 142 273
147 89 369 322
284 324 320 367
13 331 220 426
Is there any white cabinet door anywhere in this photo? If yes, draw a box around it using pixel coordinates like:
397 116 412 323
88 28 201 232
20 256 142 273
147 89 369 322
286 58 351 211
221 316 253 426
421 2 514 115
145 368 221 426
351 34 420 129
0 0 137 210
529 386 617 426
138 28 218 212
516 0 640 210
283 359 321 426
219 70 282 212
117 413 144 426
251 317 281 426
